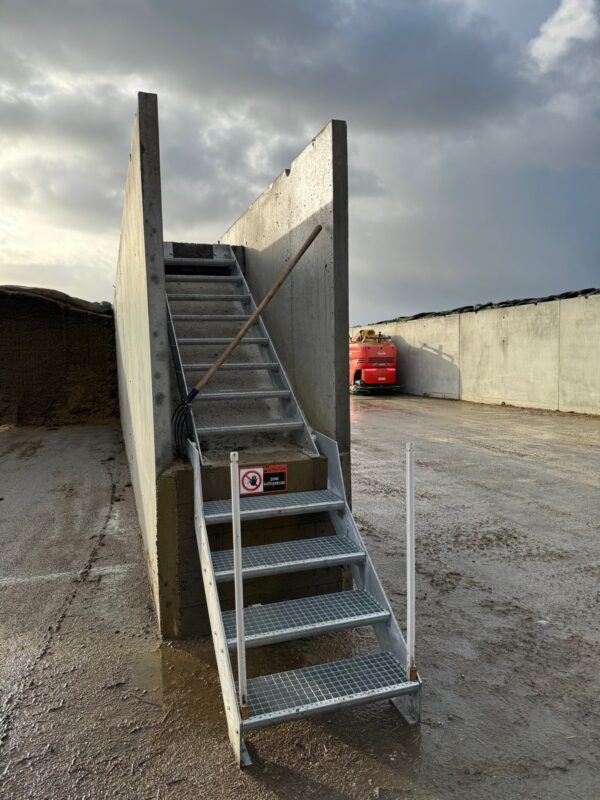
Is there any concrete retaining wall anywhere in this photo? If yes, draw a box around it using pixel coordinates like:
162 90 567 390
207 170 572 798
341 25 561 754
221 121 351 488
114 93 172 617
351 292 600 414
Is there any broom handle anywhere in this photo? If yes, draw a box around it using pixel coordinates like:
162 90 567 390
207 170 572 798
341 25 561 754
186 224 323 401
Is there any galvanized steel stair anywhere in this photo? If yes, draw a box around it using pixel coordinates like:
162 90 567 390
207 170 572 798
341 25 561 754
166 244 421 767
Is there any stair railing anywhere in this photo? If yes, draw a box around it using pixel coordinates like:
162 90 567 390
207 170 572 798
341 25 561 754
230 451 249 719
405 442 417 681
186 439 251 765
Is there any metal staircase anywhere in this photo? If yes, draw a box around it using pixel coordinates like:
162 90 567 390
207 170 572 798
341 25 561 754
165 244 421 766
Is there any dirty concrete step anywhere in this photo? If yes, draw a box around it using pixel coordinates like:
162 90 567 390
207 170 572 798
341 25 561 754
241 652 418 732
222 590 388 649
212 534 364 582
203 488 344 525
183 361 279 371
195 389 290 401
196 420 303 437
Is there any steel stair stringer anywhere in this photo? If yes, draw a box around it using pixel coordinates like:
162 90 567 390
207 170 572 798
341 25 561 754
186 439 251 767
312 431 422 726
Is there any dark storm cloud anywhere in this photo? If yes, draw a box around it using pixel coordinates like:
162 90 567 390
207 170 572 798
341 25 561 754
0 0 526 133
0 0 598 315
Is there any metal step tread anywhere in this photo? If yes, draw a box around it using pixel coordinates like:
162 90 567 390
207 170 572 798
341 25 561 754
178 337 268 345
195 389 291 401
173 315 256 322
167 293 251 301
212 534 365 581
242 652 416 730
183 361 278 371
223 590 388 649
166 275 242 283
196 420 303 436
165 257 235 268
204 488 344 525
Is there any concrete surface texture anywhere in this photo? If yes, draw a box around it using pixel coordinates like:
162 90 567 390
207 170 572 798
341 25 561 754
114 92 172 619
351 292 600 414
0 287 118 425
2 399 598 799
221 120 351 486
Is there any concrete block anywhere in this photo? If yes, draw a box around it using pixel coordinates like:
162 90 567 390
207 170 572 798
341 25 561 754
559 294 600 414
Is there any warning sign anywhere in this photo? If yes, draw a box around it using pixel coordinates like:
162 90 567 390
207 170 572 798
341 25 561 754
239 464 287 495
239 468 263 494
263 464 287 493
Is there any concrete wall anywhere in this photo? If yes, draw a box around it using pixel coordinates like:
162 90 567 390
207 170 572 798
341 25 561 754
351 292 600 414
0 287 118 425
114 92 172 618
558 295 600 414
221 120 351 487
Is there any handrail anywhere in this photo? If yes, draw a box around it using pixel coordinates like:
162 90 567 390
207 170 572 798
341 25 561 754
186 439 250 765
405 442 417 681
230 452 248 718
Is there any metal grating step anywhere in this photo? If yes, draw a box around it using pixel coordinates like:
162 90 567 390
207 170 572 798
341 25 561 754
177 314 251 322
166 275 242 283
212 534 365 582
204 488 345 525
241 652 417 732
167 292 250 303
223 590 388 649
183 361 279 371
178 337 268 346
196 420 303 436
195 389 291 402
173 315 257 322
165 257 235 268
167 293 251 302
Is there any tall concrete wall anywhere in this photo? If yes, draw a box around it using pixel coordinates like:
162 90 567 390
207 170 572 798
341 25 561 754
351 292 600 414
558 294 600 414
114 93 172 617
221 121 351 487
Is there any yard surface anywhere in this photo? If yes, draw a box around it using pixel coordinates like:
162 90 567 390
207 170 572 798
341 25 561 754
0 398 598 799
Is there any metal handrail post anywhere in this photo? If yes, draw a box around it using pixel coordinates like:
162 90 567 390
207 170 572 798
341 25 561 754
406 442 417 681
230 452 249 719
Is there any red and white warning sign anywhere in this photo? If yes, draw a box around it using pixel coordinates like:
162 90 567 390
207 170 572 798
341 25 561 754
239 464 287 495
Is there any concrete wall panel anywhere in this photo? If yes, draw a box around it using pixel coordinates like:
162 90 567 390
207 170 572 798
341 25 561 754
559 294 600 414
460 303 559 409
352 294 598 415
221 121 350 486
114 93 172 618
395 316 460 399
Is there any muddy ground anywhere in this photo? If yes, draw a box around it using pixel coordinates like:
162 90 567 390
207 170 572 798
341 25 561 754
0 397 598 799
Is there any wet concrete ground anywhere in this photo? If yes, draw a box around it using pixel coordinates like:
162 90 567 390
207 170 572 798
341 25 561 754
0 399 598 799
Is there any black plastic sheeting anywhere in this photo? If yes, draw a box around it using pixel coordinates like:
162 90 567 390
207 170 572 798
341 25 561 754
374 287 600 325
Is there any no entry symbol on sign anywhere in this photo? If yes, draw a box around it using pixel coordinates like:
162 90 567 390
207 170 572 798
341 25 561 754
240 468 263 494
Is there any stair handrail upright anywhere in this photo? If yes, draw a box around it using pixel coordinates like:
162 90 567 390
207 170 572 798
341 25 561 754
186 439 251 765
230 451 249 719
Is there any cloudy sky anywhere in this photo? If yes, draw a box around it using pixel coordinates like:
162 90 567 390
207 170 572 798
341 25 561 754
1 0 598 322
